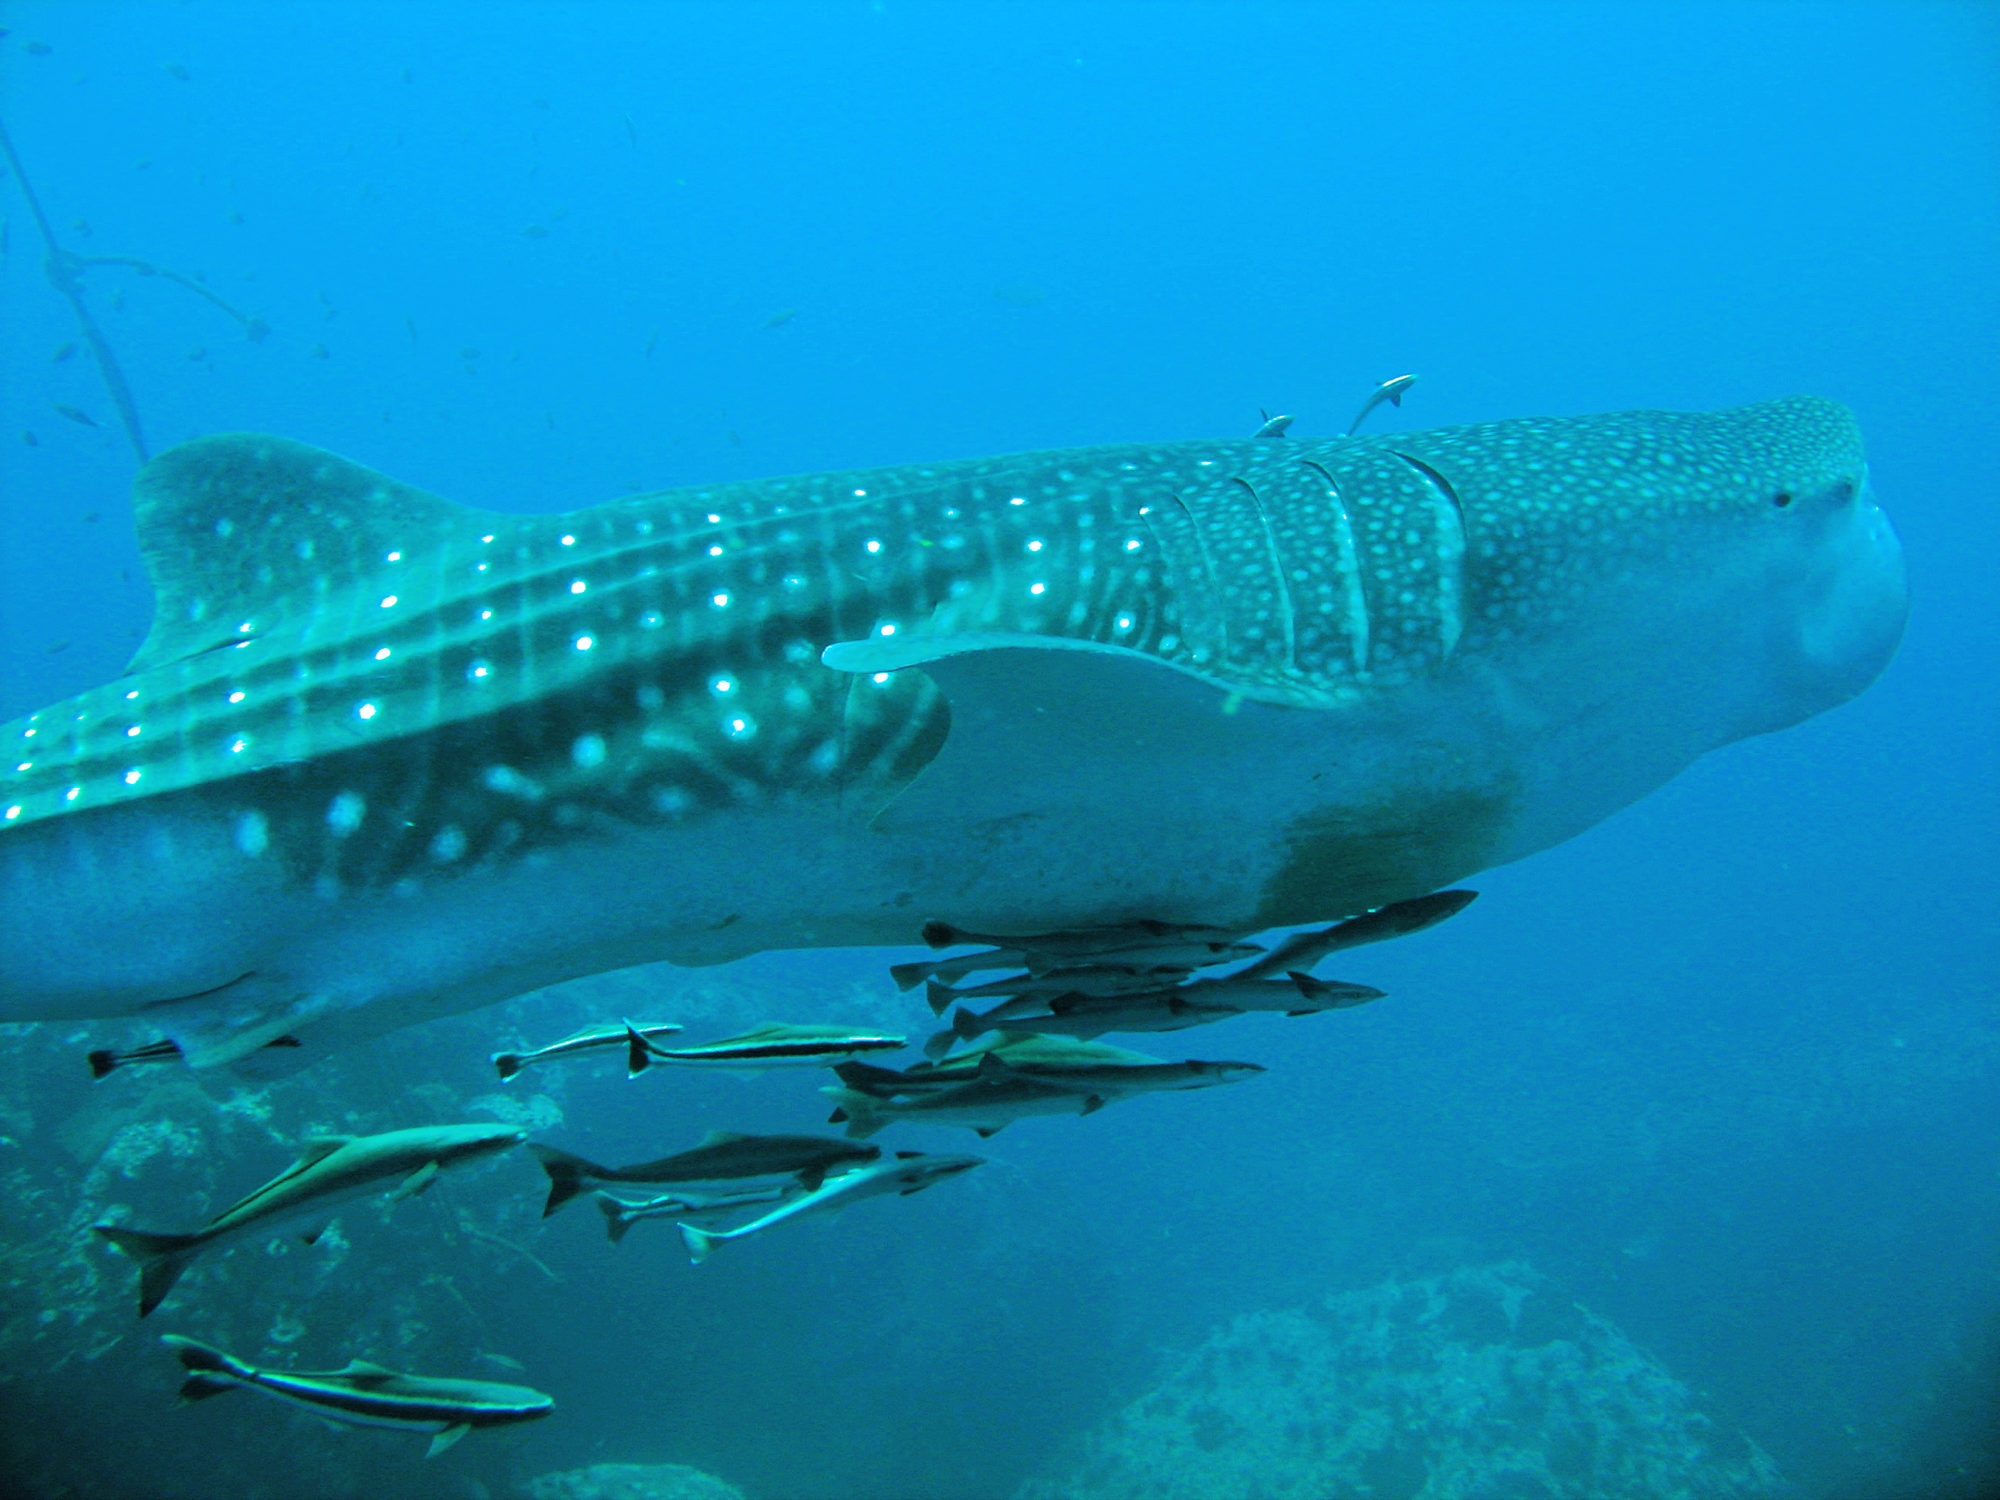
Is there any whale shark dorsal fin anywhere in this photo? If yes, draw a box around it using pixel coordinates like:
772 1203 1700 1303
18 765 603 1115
696 1130 748 1147
336 1359 399 1383
126 434 504 673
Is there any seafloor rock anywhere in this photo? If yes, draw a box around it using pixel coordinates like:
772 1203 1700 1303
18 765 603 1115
518 1461 747 1500
1018 1261 1785 1500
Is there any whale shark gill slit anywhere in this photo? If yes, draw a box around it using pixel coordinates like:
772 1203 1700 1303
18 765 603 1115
1391 450 1468 662
1301 459 1369 674
1229 475 1297 674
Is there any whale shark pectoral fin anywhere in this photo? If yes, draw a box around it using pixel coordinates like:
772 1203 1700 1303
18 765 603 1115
126 434 506 674
820 636 1319 837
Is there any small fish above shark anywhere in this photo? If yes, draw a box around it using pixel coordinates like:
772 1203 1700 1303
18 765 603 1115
0 397 1906 1071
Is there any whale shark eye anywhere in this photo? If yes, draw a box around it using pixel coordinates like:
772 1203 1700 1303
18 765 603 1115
1772 491 1793 509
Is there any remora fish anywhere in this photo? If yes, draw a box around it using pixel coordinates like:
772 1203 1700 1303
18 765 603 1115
594 1183 801 1244
528 1132 878 1217
491 1019 683 1080
834 1035 1165 1095
1234 888 1477 981
95 1123 525 1316
934 989 1243 1054
831 1050 1262 1136
161 1334 551 1457
825 1067 1111 1139
922 966 1178 1016
0 401 1906 1069
1156 971 1385 1013
892 936 1259 995
627 1020 905 1073
678 1152 983 1263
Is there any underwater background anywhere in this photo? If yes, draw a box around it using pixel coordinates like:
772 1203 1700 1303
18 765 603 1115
0 3 1994 1498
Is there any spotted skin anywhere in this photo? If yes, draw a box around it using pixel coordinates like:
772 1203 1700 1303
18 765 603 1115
0 399 1907 1064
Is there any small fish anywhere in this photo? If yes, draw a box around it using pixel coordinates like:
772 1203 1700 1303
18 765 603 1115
678 1153 983 1264
825 1067 1102 1139
1152 971 1384 1014
53 403 98 428
490 1020 683 1081
44 639 70 656
762 307 798 329
623 115 638 149
186 346 207 361
594 1183 800 1245
933 989 1242 1055
88 1033 300 1080
528 1132 879 1218
889 948 1039 992
1347 373 1419 437
51 341 76 363
94 1124 526 1315
923 963 1223 1015
837 1035 1163 1097
24 40 52 56
627 1021 904 1074
1235 889 1478 981
459 347 481 361
972 1051 1265 1099
307 343 329 359
160 1336 551 1458
20 431 37 447
164 62 191 81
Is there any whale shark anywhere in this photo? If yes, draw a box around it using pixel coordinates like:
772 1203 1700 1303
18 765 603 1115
0 397 1907 1072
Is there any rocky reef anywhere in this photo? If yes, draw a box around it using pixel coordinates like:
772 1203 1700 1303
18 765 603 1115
0 960 838 1499
1017 1261 1785 1500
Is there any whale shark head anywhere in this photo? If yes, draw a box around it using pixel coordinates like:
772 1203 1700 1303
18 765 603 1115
1383 394 1908 747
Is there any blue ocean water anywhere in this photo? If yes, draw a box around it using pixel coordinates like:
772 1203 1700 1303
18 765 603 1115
0 3 1993 1498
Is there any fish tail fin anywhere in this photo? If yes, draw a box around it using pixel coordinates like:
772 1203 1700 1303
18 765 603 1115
525 1144 606 1218
594 1193 635 1246
490 1052 524 1081
921 919 965 950
888 961 928 993
161 1334 240 1376
921 1028 957 1062
86 1049 119 1080
679 1222 721 1265
95 1225 199 1317
952 1007 987 1043
924 981 957 1017
161 1335 246 1399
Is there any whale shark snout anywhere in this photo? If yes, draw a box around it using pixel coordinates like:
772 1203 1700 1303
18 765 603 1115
1789 472 1908 714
